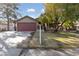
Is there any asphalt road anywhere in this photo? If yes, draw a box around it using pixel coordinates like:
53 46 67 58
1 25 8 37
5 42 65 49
20 48 79 56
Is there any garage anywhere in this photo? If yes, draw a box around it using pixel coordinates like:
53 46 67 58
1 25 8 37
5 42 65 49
17 16 37 31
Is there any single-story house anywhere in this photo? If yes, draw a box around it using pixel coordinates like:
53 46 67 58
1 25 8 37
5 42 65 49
0 20 15 31
75 21 79 31
16 16 37 31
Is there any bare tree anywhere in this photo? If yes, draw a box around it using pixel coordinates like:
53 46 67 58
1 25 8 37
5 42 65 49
0 3 21 31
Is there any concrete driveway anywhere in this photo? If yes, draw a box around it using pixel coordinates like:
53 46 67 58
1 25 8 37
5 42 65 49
0 31 31 56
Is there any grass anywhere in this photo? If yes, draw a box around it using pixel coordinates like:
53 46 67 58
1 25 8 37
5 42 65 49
45 31 79 48
29 31 79 48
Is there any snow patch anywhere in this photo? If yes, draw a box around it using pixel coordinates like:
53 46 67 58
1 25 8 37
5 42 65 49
0 31 32 56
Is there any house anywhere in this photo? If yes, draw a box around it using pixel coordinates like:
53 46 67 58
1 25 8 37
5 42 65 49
0 20 15 31
75 21 79 31
16 16 37 31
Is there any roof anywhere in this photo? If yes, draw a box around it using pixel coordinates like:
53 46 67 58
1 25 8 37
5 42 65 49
17 16 36 22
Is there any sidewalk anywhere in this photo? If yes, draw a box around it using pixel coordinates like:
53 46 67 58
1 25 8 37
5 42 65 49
20 48 79 56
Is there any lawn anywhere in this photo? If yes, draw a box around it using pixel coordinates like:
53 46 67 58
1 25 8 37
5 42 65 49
29 31 79 48
45 31 79 48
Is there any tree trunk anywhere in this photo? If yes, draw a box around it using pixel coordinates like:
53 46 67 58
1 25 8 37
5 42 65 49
53 20 67 32
6 8 10 31
6 9 10 31
53 17 59 32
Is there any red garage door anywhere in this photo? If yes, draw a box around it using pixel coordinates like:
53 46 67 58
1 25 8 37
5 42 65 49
17 22 36 31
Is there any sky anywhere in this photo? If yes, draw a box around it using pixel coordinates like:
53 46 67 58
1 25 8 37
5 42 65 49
18 3 44 19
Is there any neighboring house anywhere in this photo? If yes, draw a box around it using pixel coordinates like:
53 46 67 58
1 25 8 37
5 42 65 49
0 24 7 31
0 20 15 31
75 21 79 31
16 16 37 31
